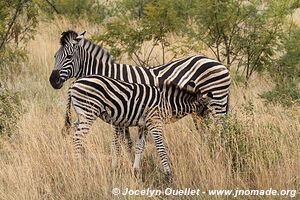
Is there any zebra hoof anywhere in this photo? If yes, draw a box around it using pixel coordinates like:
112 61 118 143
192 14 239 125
164 172 173 183
112 159 119 169
61 127 70 138
133 167 141 179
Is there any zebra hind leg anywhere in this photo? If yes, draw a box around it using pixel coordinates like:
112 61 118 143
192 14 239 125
72 113 96 160
146 112 172 182
133 127 146 178
111 126 122 168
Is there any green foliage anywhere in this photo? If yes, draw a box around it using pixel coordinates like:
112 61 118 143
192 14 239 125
206 112 287 175
189 0 297 82
272 26 300 83
142 0 182 40
261 26 300 107
189 0 242 63
86 2 109 24
234 0 293 82
94 0 186 66
116 0 149 19
94 17 149 64
36 0 90 18
0 0 36 137
260 83 300 107
0 85 21 137
0 0 38 77
206 116 253 173
36 0 109 23
93 0 299 82
0 0 38 45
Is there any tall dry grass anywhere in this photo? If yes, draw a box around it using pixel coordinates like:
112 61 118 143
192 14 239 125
0 19 299 200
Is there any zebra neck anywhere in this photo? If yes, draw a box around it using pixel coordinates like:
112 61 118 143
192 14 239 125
77 39 156 85
162 87 199 116
81 39 113 64
76 44 111 77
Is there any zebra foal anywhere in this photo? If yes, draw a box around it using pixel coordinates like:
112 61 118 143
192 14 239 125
64 75 208 178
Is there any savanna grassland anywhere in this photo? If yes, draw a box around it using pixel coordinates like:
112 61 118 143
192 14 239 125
0 18 300 200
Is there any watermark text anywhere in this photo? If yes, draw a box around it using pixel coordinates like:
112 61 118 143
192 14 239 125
112 187 297 198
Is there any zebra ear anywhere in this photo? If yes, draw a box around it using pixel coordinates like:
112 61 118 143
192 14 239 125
198 92 213 105
80 31 86 36
72 31 86 45
75 31 86 40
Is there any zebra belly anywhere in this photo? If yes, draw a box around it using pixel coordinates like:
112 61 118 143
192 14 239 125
96 106 147 127
97 115 140 127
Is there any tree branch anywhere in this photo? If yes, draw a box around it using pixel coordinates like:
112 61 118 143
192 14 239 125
0 0 27 51
44 0 60 14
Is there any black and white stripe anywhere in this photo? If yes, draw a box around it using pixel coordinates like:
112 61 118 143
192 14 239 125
49 30 230 118
49 30 230 157
65 75 208 177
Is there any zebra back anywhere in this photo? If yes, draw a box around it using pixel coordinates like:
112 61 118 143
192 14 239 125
69 75 161 127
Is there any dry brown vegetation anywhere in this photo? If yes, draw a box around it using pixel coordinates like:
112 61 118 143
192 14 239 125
0 19 299 200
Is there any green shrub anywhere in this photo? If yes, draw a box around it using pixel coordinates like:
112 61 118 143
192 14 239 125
262 26 300 107
205 113 286 177
260 83 300 107
204 116 252 173
37 0 109 24
0 85 21 137
93 0 187 66
0 0 37 79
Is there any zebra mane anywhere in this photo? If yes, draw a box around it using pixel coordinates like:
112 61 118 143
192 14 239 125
59 30 114 63
60 30 78 46
82 38 115 63
163 83 198 98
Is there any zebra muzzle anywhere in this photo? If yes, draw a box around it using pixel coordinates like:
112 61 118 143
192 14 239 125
49 70 63 89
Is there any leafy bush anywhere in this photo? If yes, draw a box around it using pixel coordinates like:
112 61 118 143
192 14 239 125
270 26 300 83
0 85 22 137
93 0 187 66
261 26 300 107
189 0 297 83
0 0 38 78
201 115 254 174
36 0 109 24
260 83 300 107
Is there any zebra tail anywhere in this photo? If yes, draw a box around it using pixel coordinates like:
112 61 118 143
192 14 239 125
226 93 230 115
61 90 72 137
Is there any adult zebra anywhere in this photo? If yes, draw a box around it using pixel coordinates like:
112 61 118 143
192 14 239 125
49 30 231 141
65 74 210 178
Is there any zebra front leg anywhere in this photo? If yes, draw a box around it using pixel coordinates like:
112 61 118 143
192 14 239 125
73 122 90 159
146 116 172 180
72 112 96 160
133 127 146 176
